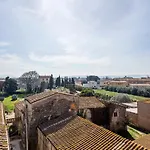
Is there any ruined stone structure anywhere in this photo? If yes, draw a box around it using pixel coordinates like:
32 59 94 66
108 103 127 132
137 101 150 131
100 100 128 132
78 97 108 126
125 100 150 132
15 91 78 150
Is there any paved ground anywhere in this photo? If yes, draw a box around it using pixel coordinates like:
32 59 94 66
10 139 21 150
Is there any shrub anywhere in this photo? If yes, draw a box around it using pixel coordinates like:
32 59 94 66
11 94 17 101
0 97 4 101
80 88 94 96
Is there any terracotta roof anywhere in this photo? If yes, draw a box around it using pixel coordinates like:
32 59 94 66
15 101 25 111
39 116 147 150
25 91 76 104
110 81 128 83
25 91 56 104
135 134 150 149
0 102 9 150
79 97 105 109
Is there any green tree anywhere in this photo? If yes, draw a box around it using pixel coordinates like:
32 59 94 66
40 81 46 92
57 76 61 87
131 87 138 95
48 74 54 90
87 75 100 82
72 78 75 88
3 77 17 95
19 71 39 93
26 83 32 93
61 78 64 87
80 88 94 97
64 77 68 88
55 76 61 87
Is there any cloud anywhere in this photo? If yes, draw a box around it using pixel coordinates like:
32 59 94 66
0 54 21 76
0 54 48 77
29 52 111 67
0 42 10 47
1 0 150 76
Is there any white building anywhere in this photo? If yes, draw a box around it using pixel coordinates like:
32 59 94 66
83 81 100 89
39 76 50 83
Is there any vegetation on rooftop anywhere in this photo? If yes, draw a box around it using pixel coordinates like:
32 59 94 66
3 94 24 113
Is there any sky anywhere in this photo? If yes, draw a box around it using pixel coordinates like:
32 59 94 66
0 0 150 77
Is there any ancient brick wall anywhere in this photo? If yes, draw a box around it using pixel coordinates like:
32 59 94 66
126 111 138 126
91 107 109 126
27 93 78 150
138 101 150 131
109 104 127 132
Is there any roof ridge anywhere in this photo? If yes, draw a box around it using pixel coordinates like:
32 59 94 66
43 115 75 132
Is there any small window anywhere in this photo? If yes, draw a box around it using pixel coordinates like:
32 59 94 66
114 112 117 117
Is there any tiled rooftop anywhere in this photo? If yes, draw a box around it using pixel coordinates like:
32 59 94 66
39 116 147 150
135 134 150 149
15 101 25 111
0 102 9 150
79 97 105 109
25 91 76 104
25 91 56 103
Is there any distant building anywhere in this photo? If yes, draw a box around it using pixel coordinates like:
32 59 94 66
110 78 150 84
37 115 146 150
39 75 51 89
106 81 129 87
83 81 100 89
39 75 50 83
0 102 9 150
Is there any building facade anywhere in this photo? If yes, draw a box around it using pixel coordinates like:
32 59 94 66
78 97 108 126
100 100 128 132
138 101 150 131
15 91 78 150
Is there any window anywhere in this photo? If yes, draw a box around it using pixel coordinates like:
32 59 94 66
114 112 117 117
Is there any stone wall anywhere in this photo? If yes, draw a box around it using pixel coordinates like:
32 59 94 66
138 101 150 131
37 128 56 150
109 103 127 132
26 93 78 150
126 111 138 127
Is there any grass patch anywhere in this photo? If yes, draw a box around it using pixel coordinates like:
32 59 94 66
127 126 145 140
3 95 24 113
94 89 150 101
118 126 145 140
